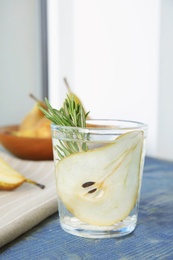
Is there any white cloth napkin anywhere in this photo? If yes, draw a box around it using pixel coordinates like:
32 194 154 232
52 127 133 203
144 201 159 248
0 151 58 248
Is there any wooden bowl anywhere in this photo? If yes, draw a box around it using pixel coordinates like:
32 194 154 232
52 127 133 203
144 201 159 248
0 125 53 161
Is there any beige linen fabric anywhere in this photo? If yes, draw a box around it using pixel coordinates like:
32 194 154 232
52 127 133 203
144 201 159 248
0 151 58 248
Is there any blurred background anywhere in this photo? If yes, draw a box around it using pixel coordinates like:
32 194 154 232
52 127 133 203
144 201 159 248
0 0 173 160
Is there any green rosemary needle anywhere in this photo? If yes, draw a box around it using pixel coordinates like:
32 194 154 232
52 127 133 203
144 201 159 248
38 95 90 159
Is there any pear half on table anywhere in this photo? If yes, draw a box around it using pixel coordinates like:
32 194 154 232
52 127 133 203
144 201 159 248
56 131 144 226
0 157 45 190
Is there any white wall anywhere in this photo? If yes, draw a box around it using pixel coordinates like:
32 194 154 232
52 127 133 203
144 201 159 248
47 0 74 107
47 0 173 160
157 0 173 160
0 0 42 126
72 0 160 158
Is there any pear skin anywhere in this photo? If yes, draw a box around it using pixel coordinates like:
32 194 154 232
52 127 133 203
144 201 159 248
12 128 36 138
64 78 83 105
12 117 51 138
0 157 45 190
19 102 46 131
34 117 51 138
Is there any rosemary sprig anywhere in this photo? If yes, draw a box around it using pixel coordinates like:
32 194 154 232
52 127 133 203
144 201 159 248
38 95 90 159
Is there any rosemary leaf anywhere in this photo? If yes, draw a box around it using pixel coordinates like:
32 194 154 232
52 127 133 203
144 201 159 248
38 95 90 159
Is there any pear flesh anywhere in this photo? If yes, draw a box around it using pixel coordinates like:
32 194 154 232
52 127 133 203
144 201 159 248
56 131 144 226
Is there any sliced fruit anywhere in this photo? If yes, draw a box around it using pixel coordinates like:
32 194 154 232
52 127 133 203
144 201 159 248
56 131 144 226
0 157 45 190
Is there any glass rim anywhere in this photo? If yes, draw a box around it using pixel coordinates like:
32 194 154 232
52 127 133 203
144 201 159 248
51 119 148 134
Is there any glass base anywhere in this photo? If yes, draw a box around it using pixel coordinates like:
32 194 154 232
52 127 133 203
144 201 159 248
60 215 137 239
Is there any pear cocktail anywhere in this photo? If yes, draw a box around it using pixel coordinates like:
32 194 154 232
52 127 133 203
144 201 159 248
51 119 147 238
39 94 147 238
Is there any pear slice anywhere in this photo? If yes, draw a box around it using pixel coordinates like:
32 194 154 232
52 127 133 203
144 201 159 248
56 131 144 226
0 157 45 190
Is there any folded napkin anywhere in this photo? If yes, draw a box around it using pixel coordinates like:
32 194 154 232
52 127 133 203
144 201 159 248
0 151 58 248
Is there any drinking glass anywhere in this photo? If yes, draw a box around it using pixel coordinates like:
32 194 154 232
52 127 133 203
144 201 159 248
51 119 148 238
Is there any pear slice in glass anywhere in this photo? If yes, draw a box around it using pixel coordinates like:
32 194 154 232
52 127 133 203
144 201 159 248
56 131 144 226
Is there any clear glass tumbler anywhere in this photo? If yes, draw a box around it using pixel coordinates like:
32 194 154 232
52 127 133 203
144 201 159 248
51 119 148 238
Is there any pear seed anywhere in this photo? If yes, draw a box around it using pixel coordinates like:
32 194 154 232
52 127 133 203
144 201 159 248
82 181 95 188
88 188 97 194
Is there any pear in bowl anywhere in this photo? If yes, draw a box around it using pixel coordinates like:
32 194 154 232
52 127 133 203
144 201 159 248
0 94 53 160
0 125 53 160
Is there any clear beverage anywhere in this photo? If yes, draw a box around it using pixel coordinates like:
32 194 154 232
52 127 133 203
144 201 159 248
51 119 148 238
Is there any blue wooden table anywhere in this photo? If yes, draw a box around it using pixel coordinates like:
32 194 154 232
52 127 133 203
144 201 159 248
0 157 173 260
